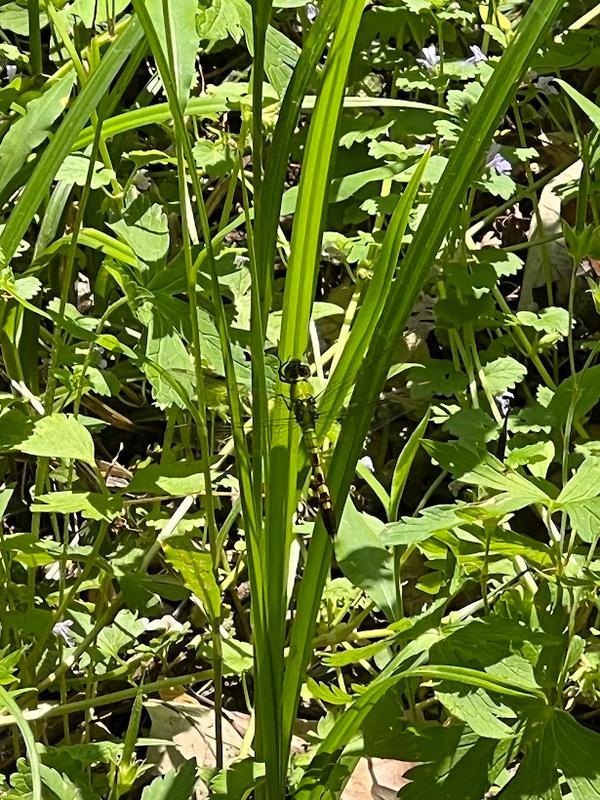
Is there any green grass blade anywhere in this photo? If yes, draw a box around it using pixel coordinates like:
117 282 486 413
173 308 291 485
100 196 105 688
282 0 567 769
315 149 430 441
389 407 431 522
256 0 342 314
0 15 143 264
261 5 365 794
278 0 365 361
0 685 42 800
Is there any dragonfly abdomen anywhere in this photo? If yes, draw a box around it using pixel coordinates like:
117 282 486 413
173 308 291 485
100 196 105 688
283 362 337 537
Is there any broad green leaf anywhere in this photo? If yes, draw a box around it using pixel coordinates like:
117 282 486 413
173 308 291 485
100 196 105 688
548 365 600 422
502 709 600 799
435 685 516 739
143 312 195 410
515 307 571 337
396 727 502 800
55 151 115 189
31 491 121 521
146 0 199 109
336 500 399 620
0 409 35 449
445 408 500 445
96 610 146 661
382 503 470 546
507 441 555 479
197 0 244 49
492 722 559 799
127 461 207 496
482 356 527 396
554 710 600 799
162 535 221 621
560 499 600 543
67 0 130 26
16 414 95 466
209 758 266 800
108 198 170 267
0 72 75 200
461 454 550 505
140 760 198 800
556 457 600 505
229 0 299 94
199 637 253 676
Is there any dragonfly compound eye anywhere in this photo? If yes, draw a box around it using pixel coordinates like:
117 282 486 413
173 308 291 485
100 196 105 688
279 358 311 383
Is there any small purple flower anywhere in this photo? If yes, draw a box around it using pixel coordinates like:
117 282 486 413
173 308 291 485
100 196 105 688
467 45 487 65
486 142 512 176
53 620 76 647
416 45 441 72
534 76 558 96
306 3 318 22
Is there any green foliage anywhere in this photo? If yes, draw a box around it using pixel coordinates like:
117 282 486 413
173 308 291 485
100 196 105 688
0 1 598 800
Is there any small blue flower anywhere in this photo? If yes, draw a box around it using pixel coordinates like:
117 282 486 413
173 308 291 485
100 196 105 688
534 76 558 96
486 143 512 176
416 45 441 72
467 45 487 65
53 619 76 648
306 3 318 21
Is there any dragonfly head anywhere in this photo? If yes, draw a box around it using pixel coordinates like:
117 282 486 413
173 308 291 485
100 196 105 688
279 358 311 384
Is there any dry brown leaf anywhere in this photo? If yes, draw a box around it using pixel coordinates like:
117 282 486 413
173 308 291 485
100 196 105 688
341 757 413 800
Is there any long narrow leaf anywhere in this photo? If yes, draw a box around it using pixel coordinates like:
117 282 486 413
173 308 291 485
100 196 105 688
282 0 568 774
0 686 42 800
0 16 143 263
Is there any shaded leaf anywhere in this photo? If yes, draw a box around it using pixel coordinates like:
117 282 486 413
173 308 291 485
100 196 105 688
336 500 399 620
162 535 221 621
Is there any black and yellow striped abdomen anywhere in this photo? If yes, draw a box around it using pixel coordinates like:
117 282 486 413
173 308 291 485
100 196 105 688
280 359 336 537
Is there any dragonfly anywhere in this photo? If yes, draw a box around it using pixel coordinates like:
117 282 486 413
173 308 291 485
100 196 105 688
278 358 337 537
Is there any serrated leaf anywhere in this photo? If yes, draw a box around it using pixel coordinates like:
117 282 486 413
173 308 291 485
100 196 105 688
15 414 95 466
507 440 555 479
482 356 527 395
435 685 516 739
382 503 471 546
197 0 244 49
306 678 352 706
199 637 253 675
445 408 500 444
477 254 522 286
461 454 549 504
516 307 571 337
55 151 115 189
162 535 221 621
